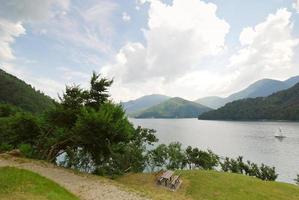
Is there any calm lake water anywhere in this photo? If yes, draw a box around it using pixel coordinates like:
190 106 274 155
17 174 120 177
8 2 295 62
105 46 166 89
130 118 299 183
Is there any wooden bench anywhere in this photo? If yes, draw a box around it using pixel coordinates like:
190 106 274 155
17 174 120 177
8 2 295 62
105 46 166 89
171 175 180 185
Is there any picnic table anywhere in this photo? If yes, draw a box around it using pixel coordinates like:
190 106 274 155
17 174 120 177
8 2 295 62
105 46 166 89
157 170 182 190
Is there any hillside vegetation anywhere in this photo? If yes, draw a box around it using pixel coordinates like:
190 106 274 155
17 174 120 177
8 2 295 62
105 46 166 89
0 167 78 200
117 170 299 200
122 94 171 115
0 69 54 113
199 82 299 120
135 97 212 118
196 76 299 109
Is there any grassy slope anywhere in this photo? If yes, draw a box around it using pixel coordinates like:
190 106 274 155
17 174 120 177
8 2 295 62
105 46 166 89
0 167 78 200
117 170 299 200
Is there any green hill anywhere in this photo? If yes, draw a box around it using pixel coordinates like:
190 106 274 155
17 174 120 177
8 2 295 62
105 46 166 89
198 82 299 120
135 97 212 118
0 167 78 200
0 68 55 113
122 94 171 115
117 170 299 200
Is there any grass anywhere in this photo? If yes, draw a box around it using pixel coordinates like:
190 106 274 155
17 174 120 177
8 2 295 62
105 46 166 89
116 170 299 200
0 167 79 200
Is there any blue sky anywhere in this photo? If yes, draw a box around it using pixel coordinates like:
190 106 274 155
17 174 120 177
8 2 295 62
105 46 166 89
1 0 299 101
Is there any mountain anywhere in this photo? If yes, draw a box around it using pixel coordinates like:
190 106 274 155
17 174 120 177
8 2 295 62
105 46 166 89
198 82 299 121
196 76 299 109
0 68 55 112
194 96 225 110
135 97 212 118
121 94 171 115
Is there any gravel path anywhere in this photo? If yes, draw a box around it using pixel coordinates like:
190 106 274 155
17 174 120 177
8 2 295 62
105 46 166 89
0 155 149 200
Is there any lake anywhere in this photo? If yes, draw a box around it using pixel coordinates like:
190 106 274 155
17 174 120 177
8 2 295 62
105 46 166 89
130 118 299 183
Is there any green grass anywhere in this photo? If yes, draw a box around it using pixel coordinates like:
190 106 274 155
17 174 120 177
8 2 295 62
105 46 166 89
116 170 299 200
0 167 79 200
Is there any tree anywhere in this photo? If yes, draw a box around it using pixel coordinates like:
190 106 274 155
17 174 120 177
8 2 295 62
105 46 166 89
185 146 193 169
185 147 219 170
35 72 158 176
220 157 278 181
166 142 186 170
6 112 41 147
146 144 168 172
294 174 299 185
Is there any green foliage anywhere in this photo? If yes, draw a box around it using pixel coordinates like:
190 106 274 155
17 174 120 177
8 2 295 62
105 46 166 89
18 144 34 158
166 142 186 170
6 112 41 147
294 174 299 185
0 143 13 153
146 144 218 172
146 144 168 172
184 146 219 170
34 72 158 176
220 157 278 181
0 104 20 117
0 71 158 176
136 97 212 118
199 83 299 120
0 68 55 113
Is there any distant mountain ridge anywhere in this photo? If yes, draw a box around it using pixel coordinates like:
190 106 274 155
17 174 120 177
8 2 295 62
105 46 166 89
121 94 171 115
135 97 212 118
0 68 55 112
195 76 299 109
198 82 299 121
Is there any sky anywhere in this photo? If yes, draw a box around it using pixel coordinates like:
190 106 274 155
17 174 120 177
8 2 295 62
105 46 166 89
1 0 299 102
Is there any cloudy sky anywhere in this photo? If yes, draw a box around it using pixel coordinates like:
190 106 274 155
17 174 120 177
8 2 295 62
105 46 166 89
1 0 299 102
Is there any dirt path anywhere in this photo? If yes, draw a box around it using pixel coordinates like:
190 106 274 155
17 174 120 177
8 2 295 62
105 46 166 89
0 155 149 200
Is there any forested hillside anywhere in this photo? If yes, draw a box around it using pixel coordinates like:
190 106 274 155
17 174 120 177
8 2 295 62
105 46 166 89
136 97 212 118
0 69 54 112
196 76 299 109
122 94 170 115
198 83 299 120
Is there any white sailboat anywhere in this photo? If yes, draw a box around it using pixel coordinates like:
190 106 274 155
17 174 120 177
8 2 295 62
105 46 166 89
274 127 286 139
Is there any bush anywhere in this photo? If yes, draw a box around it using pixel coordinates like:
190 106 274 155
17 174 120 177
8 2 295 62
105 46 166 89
220 157 278 181
18 144 34 158
0 143 13 153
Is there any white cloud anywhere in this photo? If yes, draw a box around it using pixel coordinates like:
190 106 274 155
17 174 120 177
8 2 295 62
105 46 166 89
293 0 299 12
0 0 70 22
104 6 299 102
227 8 299 89
82 1 118 38
38 0 118 55
0 19 25 61
122 12 131 22
0 0 70 62
103 0 230 85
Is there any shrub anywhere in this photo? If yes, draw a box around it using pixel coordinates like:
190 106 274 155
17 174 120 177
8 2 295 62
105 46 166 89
0 143 13 153
18 144 34 158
